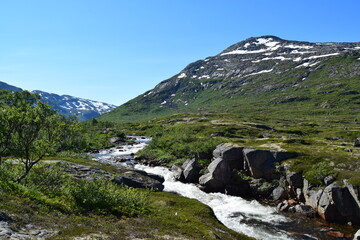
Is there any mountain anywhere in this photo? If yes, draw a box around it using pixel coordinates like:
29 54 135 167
0 81 117 121
99 36 360 123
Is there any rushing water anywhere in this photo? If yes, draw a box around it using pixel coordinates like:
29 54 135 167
93 137 343 240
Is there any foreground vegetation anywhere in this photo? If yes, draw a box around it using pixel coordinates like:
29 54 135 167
0 159 252 239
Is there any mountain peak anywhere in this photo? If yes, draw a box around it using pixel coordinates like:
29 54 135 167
0 81 117 121
98 36 360 123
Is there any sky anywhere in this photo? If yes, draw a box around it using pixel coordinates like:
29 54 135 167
1 0 360 105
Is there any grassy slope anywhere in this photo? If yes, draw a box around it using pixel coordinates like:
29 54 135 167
0 158 253 240
99 56 360 124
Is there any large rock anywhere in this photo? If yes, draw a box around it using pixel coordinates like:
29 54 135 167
249 179 275 198
354 229 360 240
303 179 323 209
271 151 298 162
271 186 287 201
199 157 231 192
225 182 251 198
353 138 360 147
213 143 244 170
199 173 225 193
207 157 232 184
344 180 360 224
317 183 359 224
243 149 276 179
182 158 200 183
171 164 184 182
286 171 303 189
113 170 164 191
294 204 316 217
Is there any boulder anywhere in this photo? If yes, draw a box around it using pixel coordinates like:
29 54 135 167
109 137 122 144
199 173 225 193
199 157 232 192
344 180 360 224
249 179 274 198
0 212 10 222
354 229 360 240
182 158 200 183
113 170 164 191
207 157 232 184
286 171 303 189
271 151 298 162
294 204 316 217
353 138 360 147
171 164 184 182
271 186 287 201
296 188 305 202
317 183 360 223
213 143 244 170
243 149 276 179
303 179 323 209
324 176 336 186
225 182 251 198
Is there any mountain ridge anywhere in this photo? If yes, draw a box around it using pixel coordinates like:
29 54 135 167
99 36 360 123
0 81 117 121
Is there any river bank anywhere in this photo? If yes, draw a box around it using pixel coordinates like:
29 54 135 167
92 136 360 240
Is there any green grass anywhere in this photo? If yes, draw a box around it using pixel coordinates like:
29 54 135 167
0 159 253 240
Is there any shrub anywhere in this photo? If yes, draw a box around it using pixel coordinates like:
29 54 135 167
305 162 336 186
70 177 149 216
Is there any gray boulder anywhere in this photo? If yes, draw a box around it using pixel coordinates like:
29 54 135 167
113 170 164 191
171 164 184 182
207 157 232 184
354 138 360 147
286 171 303 189
198 157 232 192
243 148 276 179
317 182 360 223
199 173 225 193
182 159 200 183
271 186 287 201
354 229 360 240
303 179 323 209
213 143 244 170
295 204 316 217
324 176 336 186
225 182 251 198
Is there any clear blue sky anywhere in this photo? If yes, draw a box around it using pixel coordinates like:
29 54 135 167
1 0 360 105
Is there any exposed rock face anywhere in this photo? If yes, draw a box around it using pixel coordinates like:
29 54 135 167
213 143 244 170
271 186 287 201
199 158 231 192
182 158 200 183
113 170 164 191
198 143 296 194
317 183 360 224
243 149 276 179
171 164 185 182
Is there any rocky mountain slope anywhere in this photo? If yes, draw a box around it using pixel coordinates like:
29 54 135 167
0 81 117 121
99 35 360 123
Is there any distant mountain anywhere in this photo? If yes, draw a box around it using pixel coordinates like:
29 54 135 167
0 81 117 121
99 36 360 123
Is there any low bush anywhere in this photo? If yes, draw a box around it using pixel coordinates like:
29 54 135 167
305 162 336 186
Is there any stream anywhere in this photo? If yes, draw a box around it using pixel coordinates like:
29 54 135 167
93 136 347 240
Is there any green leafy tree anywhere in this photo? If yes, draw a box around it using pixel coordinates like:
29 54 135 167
10 100 65 183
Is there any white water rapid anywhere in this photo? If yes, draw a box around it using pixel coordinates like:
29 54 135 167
93 136 316 240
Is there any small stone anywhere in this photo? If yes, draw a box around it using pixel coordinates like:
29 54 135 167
324 176 336 186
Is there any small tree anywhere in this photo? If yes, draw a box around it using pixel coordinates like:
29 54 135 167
11 100 65 183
